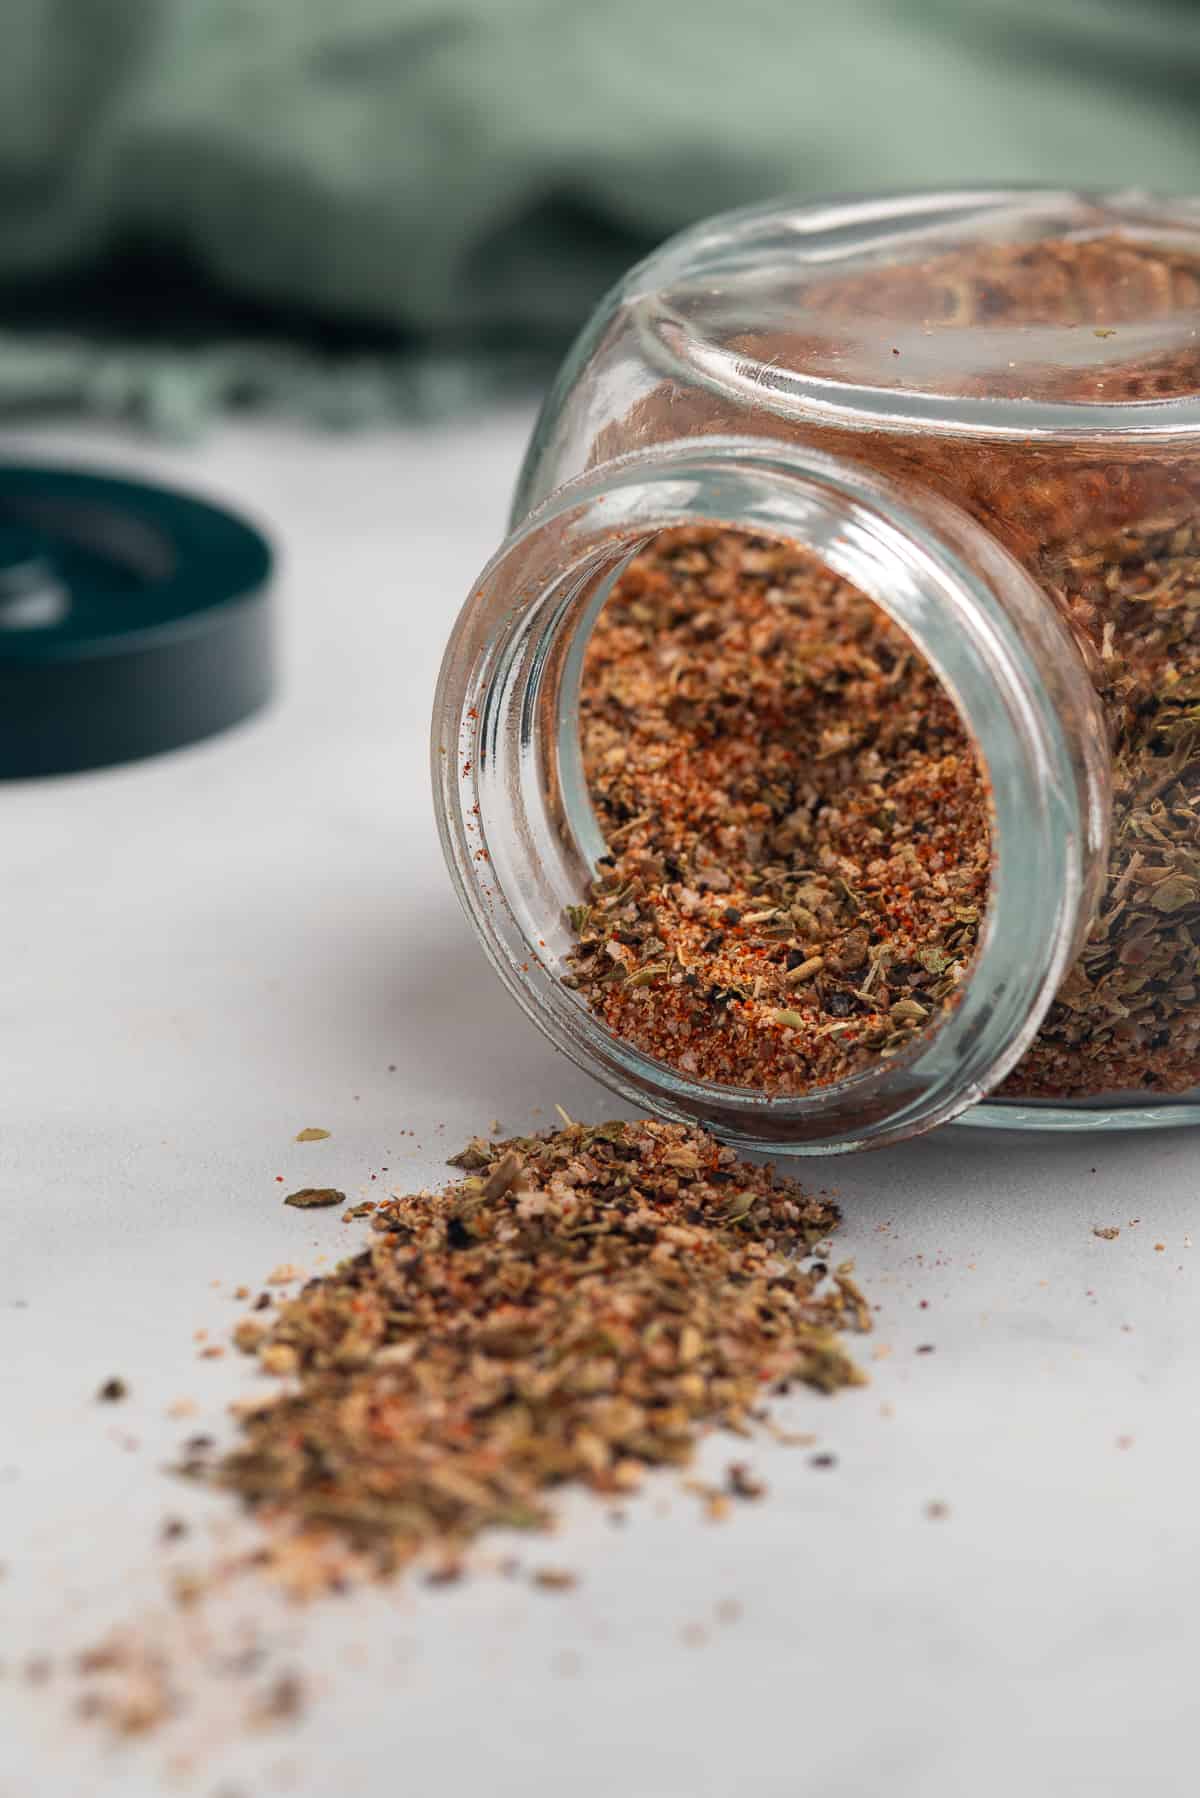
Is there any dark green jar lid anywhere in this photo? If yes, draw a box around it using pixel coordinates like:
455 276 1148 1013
0 464 273 778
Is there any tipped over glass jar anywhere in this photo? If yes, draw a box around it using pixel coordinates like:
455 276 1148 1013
434 188 1200 1153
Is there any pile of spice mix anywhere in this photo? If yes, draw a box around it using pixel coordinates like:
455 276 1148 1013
67 1119 868 1742
211 1118 865 1572
566 526 992 1094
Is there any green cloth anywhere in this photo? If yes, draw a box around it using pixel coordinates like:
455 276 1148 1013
3 0 1200 430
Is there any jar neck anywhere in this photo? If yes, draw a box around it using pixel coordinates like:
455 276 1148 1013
434 436 1110 1153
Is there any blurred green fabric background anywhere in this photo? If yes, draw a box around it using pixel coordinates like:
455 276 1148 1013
3 0 1199 430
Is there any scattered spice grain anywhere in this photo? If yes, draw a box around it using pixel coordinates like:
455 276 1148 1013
248 1672 306 1726
97 1378 128 1403
294 1128 331 1143
233 1318 268 1354
725 1463 767 1500
424 1559 465 1587
283 1188 345 1210
532 1569 578 1592
73 1633 174 1736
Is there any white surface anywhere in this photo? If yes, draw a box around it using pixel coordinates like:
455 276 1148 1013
3 414 1199 1798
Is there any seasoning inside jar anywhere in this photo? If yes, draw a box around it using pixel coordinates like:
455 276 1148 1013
565 234 1200 1102
565 526 992 1094
779 232 1200 1100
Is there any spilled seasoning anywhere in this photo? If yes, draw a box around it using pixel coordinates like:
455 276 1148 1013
214 1117 867 1569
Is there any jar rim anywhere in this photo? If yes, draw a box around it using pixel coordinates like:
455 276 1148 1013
434 440 1109 1154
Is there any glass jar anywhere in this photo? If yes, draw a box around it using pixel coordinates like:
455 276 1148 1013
434 188 1200 1153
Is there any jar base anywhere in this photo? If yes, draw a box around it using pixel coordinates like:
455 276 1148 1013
961 1096 1200 1133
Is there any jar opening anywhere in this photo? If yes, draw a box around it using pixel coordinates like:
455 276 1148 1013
556 524 993 1103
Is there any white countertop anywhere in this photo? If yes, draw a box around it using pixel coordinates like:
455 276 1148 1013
3 411 1198 1798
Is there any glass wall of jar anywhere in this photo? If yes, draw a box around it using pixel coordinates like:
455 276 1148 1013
435 189 1200 1151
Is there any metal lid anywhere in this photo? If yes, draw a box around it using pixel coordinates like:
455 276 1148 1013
0 464 273 777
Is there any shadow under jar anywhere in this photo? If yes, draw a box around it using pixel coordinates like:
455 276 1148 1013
434 188 1200 1154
